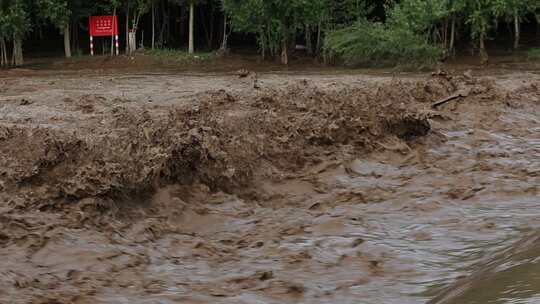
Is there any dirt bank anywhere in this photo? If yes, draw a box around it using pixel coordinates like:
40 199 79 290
0 70 538 303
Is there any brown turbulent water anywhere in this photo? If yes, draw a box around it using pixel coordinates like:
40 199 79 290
0 69 538 304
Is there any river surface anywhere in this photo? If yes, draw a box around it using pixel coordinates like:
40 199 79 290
91 86 538 304
0 73 538 304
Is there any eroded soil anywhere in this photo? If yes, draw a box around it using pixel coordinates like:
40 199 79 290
0 68 538 304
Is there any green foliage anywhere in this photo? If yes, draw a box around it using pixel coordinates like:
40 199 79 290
527 48 540 61
324 19 442 68
388 0 448 34
2 0 540 67
222 0 264 34
328 0 375 27
491 0 532 21
222 0 376 61
222 0 279 57
303 0 331 26
464 0 494 39
37 0 70 31
0 0 31 39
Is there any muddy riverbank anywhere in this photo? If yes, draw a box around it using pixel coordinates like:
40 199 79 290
0 70 538 303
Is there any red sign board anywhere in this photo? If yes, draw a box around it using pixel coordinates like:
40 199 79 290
89 16 119 37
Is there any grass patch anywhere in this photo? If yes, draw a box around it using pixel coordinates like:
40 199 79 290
527 48 540 61
324 20 442 70
139 48 214 63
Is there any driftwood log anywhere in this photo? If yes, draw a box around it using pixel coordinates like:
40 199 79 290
432 90 470 108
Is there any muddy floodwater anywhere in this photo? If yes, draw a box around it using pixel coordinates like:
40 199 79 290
0 69 538 304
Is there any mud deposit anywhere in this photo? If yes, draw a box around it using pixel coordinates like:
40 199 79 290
0 71 538 303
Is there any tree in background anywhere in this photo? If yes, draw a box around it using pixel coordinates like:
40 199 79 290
218 0 230 52
37 0 72 57
128 0 150 53
445 0 467 57
150 0 156 49
223 0 362 64
302 0 330 55
1 0 540 67
491 0 534 50
331 0 375 26
223 0 388 63
0 3 10 66
170 0 205 54
0 0 30 66
222 0 272 59
465 0 495 64
387 0 448 40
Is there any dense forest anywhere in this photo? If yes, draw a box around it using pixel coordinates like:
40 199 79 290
1 0 540 68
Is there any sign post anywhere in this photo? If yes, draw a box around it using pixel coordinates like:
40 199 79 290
90 36 94 56
89 16 119 56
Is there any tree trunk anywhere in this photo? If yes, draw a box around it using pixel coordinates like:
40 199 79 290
128 32 136 53
0 38 7 67
537 15 540 39
479 31 488 65
280 23 289 65
449 14 456 57
260 28 266 60
442 18 448 49
537 17 540 38
72 20 79 55
127 2 136 54
316 21 322 55
63 23 72 58
126 2 130 54
152 2 155 49
220 15 228 51
289 27 296 52
513 12 520 50
281 42 288 64
188 2 195 54
305 24 313 55
12 36 23 67
110 11 116 56
158 0 168 47
208 7 215 49
166 2 171 44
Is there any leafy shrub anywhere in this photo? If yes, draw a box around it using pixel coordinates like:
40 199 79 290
324 20 442 69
